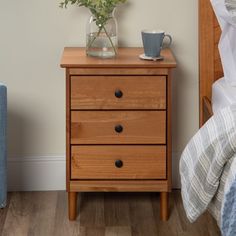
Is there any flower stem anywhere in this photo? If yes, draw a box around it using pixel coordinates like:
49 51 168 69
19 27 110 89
87 27 103 50
87 24 117 56
102 25 117 55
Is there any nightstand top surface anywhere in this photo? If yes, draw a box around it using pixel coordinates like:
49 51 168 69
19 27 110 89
60 47 176 68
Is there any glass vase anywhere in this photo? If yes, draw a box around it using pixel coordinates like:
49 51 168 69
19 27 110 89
86 10 118 58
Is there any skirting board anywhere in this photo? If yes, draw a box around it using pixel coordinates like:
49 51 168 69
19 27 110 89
7 152 181 191
7 156 66 191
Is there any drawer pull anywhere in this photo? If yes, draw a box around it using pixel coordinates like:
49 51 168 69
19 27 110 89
115 124 123 133
114 89 123 98
115 160 123 168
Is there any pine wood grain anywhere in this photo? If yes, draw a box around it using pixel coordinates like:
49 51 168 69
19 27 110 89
1 191 221 236
214 25 221 44
71 76 166 110
71 111 166 144
160 192 169 221
71 145 166 179
69 68 169 76
167 71 172 192
199 0 215 126
68 192 78 221
66 68 71 191
203 97 213 123
60 48 177 68
199 0 223 126
70 180 168 192
61 47 176 221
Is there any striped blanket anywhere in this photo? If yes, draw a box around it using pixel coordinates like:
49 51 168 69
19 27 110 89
180 104 236 226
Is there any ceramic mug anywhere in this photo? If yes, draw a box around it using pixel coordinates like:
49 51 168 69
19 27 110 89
141 30 172 58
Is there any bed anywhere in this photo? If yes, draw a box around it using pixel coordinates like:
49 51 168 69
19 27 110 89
200 0 236 123
212 77 236 113
199 0 223 124
180 1 236 235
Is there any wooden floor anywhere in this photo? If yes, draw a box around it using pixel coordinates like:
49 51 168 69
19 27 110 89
0 190 221 236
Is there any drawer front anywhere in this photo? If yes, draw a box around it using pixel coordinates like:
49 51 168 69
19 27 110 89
71 146 166 179
71 111 166 144
71 76 166 110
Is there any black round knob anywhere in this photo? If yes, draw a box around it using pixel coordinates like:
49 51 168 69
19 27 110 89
115 125 123 133
115 90 123 98
115 160 123 168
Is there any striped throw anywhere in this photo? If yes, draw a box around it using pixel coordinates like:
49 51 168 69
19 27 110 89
180 104 236 225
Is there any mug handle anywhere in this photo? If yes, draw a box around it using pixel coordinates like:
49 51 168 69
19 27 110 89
162 34 172 48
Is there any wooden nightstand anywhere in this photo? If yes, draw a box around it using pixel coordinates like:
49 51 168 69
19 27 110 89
60 47 176 221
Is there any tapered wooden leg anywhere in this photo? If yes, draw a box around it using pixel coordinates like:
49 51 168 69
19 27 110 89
160 192 169 221
68 192 78 221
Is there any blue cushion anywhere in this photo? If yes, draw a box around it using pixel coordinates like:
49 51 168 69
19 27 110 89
221 178 236 236
0 84 7 208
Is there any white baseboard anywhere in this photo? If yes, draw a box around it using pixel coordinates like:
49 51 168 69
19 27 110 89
7 156 66 191
7 152 181 191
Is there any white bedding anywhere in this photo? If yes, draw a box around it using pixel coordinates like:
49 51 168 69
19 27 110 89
211 0 236 86
212 77 236 114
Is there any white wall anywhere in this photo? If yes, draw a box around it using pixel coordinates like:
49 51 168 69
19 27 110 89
0 0 198 190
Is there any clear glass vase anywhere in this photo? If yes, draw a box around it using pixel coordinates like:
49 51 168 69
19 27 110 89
86 10 118 58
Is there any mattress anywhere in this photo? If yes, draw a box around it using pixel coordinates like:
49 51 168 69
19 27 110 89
212 77 236 114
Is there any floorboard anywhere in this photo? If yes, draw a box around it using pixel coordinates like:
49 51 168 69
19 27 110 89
104 193 130 227
0 193 10 235
1 190 221 236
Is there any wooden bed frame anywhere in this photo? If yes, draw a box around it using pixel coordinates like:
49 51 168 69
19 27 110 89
199 0 224 126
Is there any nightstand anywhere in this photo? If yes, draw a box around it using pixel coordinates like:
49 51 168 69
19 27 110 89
60 47 176 221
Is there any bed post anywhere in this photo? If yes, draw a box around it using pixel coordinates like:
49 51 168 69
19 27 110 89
199 0 215 126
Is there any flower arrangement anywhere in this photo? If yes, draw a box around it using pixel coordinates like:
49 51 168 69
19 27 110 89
60 0 127 57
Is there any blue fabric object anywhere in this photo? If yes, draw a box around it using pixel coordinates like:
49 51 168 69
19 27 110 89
221 178 236 236
0 84 7 208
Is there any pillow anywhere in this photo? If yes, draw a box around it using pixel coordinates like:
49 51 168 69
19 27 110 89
211 0 236 86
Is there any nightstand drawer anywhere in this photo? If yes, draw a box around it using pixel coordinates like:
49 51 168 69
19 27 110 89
71 145 166 179
71 111 166 144
71 76 166 110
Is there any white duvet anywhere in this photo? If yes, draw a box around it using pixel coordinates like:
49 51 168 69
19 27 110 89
211 0 236 86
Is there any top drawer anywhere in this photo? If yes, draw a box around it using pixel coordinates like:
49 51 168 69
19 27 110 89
70 76 166 110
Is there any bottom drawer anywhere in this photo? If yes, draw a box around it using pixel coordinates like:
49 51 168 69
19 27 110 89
71 146 166 180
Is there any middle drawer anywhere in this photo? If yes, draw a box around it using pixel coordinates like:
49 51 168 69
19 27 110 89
71 111 166 144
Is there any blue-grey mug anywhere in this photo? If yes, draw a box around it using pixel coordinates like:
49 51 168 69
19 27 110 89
141 30 172 58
